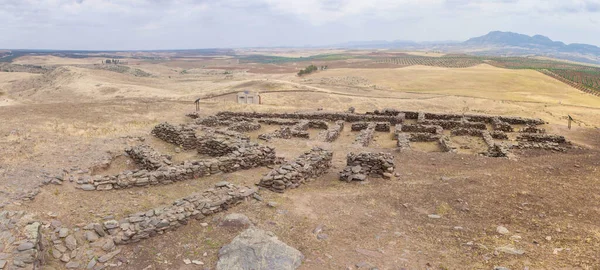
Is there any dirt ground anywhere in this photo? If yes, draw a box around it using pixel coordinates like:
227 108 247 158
1 50 600 269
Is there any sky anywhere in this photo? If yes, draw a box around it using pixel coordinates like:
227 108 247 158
0 0 599 50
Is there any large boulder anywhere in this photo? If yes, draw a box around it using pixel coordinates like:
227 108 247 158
216 227 303 270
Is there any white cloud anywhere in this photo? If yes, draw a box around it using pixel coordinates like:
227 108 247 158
0 0 598 49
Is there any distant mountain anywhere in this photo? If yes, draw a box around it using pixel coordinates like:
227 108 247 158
329 31 600 64
464 31 600 54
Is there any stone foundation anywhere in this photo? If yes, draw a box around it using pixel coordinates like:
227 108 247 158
323 120 344 142
125 144 172 170
258 147 333 193
408 133 442 142
517 134 567 144
77 144 276 191
94 183 256 245
216 111 404 124
400 124 443 134
151 122 197 150
439 136 458 153
492 118 514 132
354 123 375 147
0 211 42 270
520 125 546 134
339 152 395 181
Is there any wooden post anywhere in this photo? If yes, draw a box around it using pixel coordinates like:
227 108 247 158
568 115 573 130
195 98 200 112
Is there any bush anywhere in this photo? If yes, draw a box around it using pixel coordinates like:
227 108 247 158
297 64 319 76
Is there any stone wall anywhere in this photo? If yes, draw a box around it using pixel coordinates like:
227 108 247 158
258 147 333 193
0 211 42 270
257 118 300 126
491 131 508 139
77 144 276 191
151 122 197 150
125 144 172 170
450 128 484 137
492 118 514 132
339 152 395 181
323 120 344 142
520 125 546 134
227 122 261 132
408 133 442 142
400 124 443 134
351 122 370 131
517 134 567 144
439 136 458 153
308 120 329 130
396 133 411 150
420 120 487 130
216 111 404 124
354 123 375 147
197 136 247 157
92 183 256 245
368 109 545 125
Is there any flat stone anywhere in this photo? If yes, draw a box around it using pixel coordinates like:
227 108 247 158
80 184 95 191
54 244 67 253
59 228 69 238
216 228 303 270
0 260 6 269
495 245 525 255
183 259 191 265
87 258 97 269
496 226 510 235
66 261 80 268
192 260 204 265
102 239 115 252
86 231 99 242
65 235 77 251
428 214 441 219
98 249 121 263
17 242 35 251
61 253 71 263
215 181 229 187
219 213 252 229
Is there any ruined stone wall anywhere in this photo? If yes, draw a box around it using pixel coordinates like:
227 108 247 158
491 131 508 139
308 120 329 130
354 123 375 147
89 183 256 245
400 124 443 134
450 128 484 137
216 111 404 124
125 144 172 170
0 211 42 270
520 125 546 134
151 122 197 150
492 118 514 132
258 147 333 193
351 122 370 131
368 109 545 125
323 120 344 142
78 144 276 191
408 133 442 142
420 120 487 130
517 134 567 144
396 133 411 150
439 136 458 153
339 152 395 181
258 118 300 125
197 136 246 157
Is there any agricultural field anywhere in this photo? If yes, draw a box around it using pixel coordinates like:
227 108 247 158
367 54 600 95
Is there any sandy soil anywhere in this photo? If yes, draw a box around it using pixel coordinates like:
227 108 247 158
1 51 600 269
